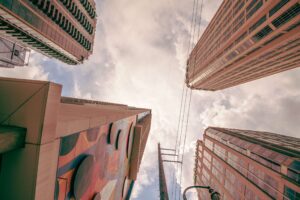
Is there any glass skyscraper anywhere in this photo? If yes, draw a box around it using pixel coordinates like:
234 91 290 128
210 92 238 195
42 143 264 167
194 127 300 200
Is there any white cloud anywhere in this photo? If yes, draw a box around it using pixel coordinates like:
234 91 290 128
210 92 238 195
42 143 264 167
0 52 48 80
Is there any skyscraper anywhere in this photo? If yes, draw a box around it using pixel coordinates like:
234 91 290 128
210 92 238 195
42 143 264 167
186 0 300 91
0 77 151 200
194 127 300 200
0 0 97 65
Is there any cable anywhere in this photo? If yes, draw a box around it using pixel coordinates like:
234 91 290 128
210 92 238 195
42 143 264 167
171 82 185 199
177 0 204 199
169 0 198 197
175 85 189 200
171 0 204 198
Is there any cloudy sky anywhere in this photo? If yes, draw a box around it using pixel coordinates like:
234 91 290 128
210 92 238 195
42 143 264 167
1 0 300 199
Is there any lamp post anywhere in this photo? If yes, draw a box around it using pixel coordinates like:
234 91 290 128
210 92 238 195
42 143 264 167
183 185 220 200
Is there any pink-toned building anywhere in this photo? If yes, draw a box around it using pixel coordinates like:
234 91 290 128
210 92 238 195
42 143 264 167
0 77 151 200
0 0 97 65
194 127 300 200
186 0 300 91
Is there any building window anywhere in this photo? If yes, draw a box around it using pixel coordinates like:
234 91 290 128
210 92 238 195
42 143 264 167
245 188 261 200
212 167 224 184
214 144 226 160
287 168 300 184
248 164 278 199
203 150 212 161
252 25 273 42
284 186 300 200
271 3 300 28
204 138 213 150
249 15 266 32
203 158 211 170
269 0 290 17
213 158 224 174
246 0 263 19
202 168 210 182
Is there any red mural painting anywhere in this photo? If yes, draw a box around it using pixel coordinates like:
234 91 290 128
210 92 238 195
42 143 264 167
55 116 136 200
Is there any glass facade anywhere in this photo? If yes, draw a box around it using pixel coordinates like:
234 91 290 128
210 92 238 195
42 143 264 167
194 127 300 200
0 0 97 64
186 0 300 91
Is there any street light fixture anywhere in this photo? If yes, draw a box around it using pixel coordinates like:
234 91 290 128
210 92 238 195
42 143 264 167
183 185 221 200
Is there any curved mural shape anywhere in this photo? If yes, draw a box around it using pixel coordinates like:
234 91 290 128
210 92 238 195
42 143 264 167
73 155 95 199
55 116 139 200
86 127 99 142
115 130 122 150
126 122 133 158
60 132 80 156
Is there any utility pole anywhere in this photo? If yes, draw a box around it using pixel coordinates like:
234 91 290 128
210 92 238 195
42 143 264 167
158 143 169 200
158 143 182 200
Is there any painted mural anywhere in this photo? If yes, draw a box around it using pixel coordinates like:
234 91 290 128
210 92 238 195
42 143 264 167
55 116 136 200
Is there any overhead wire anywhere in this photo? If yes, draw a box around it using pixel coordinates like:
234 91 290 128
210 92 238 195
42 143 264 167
172 0 199 198
169 0 205 198
171 82 186 199
177 0 204 199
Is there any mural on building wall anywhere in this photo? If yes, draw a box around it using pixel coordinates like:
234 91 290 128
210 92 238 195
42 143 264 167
55 116 136 200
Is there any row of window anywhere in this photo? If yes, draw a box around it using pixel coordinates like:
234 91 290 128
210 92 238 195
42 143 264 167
0 19 77 64
189 0 296 71
59 0 94 34
248 164 278 199
207 145 281 199
246 0 263 19
205 133 297 200
29 0 92 50
203 133 300 199
199 153 285 200
208 35 300 89
79 0 96 18
206 130 288 172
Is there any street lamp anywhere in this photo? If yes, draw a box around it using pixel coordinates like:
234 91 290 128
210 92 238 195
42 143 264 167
183 185 220 200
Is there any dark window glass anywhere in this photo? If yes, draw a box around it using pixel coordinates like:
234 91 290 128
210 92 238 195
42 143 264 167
249 15 266 32
272 3 300 28
289 160 300 172
252 25 273 42
247 0 263 19
270 0 290 17
284 186 300 200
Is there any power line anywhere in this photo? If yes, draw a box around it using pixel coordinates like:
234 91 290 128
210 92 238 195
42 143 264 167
177 0 204 199
174 0 199 197
171 82 185 199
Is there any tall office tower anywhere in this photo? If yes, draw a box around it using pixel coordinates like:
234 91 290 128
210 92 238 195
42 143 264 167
0 0 97 65
194 127 300 200
0 77 151 200
186 0 300 91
